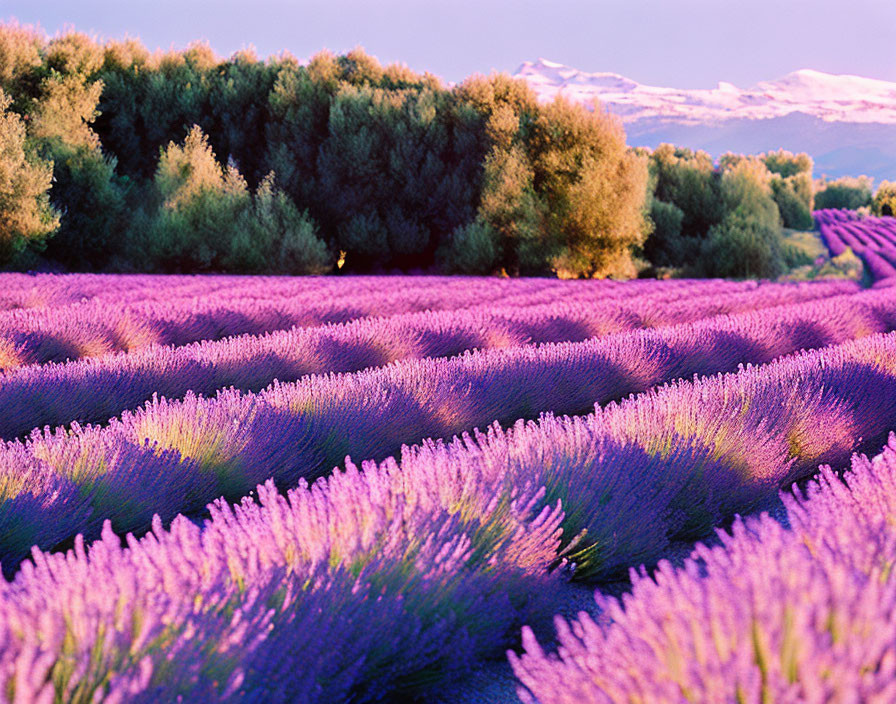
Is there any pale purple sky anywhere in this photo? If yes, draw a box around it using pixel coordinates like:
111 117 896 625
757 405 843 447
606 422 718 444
5 0 896 87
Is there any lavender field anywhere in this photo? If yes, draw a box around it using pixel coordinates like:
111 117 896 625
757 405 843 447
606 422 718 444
4 264 896 703
816 208 896 282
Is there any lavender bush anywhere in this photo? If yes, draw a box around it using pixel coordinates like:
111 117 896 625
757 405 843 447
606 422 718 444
511 435 896 703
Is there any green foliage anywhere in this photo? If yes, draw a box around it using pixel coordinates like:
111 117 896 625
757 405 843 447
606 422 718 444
476 141 542 269
814 176 873 211
0 91 59 262
44 32 104 78
26 64 129 269
6 24 867 280
0 23 43 109
700 213 784 279
40 146 127 270
148 126 252 271
872 181 896 217
771 172 814 230
455 75 649 277
529 99 649 278
436 219 500 274
316 81 481 269
756 150 815 229
266 50 484 271
337 47 386 86
697 157 785 279
0 29 657 277
762 149 812 178
265 52 340 207
650 145 724 238
94 44 217 179
453 74 542 273
147 126 329 274
226 174 330 274
643 147 822 278
154 125 228 203
204 50 281 187
643 144 726 271
29 72 103 150
645 199 690 267
780 229 826 269
100 39 151 73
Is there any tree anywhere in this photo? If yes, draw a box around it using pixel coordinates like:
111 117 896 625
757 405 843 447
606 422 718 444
28 72 103 150
527 98 649 278
475 140 541 272
0 23 44 110
644 199 688 267
316 79 481 270
700 211 784 279
148 125 248 271
760 150 814 229
762 149 812 179
454 73 541 274
95 43 213 179
873 181 896 217
93 39 154 178
771 172 814 229
28 66 128 270
149 126 329 274
642 145 722 270
0 91 59 262
44 31 104 79
454 76 651 277
717 156 778 224
652 146 723 232
226 173 330 274
436 219 500 274
0 30 680 277
265 51 339 208
814 176 873 211
204 50 280 188
40 146 126 270
699 158 784 278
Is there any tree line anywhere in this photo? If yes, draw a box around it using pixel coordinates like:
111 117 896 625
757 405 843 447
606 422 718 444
0 24 891 278
0 26 649 277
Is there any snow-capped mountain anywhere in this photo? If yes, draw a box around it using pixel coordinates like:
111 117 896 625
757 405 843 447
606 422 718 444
515 59 896 181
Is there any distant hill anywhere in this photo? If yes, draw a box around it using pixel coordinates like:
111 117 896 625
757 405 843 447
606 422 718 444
515 59 896 182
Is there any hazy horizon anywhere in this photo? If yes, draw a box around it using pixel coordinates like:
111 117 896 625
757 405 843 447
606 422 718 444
5 0 896 88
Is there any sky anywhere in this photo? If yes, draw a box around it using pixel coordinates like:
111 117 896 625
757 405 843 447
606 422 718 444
3 0 896 87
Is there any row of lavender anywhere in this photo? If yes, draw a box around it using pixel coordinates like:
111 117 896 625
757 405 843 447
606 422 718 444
5 325 896 701
815 208 896 282
0 276 746 370
0 282 891 572
0 279 855 440
512 435 896 703
0 273 607 313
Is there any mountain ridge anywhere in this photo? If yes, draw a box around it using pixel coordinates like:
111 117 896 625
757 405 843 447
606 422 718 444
514 59 896 181
515 58 896 124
